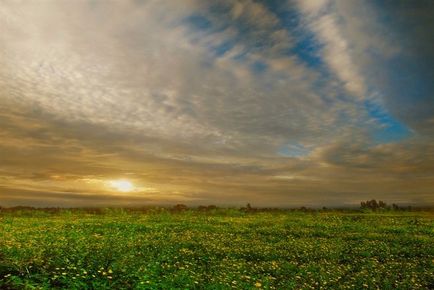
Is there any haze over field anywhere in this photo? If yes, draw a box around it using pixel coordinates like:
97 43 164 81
0 0 433 207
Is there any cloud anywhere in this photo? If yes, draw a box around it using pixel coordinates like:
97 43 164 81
295 0 368 99
0 0 433 206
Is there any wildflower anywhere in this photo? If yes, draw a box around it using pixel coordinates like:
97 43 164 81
255 282 262 288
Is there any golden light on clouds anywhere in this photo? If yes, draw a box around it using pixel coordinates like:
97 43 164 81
0 1 433 208
107 180 135 193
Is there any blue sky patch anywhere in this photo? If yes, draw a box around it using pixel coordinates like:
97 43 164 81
185 14 212 30
212 41 235 57
364 100 412 143
260 1 323 68
251 60 268 74
278 143 311 157
291 34 323 68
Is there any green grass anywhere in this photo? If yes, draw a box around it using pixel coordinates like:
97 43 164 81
0 210 433 289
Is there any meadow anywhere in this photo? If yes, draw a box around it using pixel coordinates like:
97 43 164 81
0 209 433 289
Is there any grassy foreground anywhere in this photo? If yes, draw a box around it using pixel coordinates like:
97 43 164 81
0 209 433 289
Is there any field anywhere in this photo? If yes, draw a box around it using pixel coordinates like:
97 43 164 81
0 209 433 289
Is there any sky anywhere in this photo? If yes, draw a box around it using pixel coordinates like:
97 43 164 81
1 0 433 207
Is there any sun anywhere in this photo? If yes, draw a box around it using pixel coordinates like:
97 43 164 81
108 179 135 192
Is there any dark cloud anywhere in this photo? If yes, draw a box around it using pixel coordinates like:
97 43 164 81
371 0 434 135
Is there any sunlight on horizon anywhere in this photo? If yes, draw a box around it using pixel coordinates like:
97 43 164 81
107 179 135 193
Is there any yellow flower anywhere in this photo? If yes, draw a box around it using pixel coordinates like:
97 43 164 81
255 282 262 288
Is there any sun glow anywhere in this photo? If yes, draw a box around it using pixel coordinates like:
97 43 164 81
108 179 135 192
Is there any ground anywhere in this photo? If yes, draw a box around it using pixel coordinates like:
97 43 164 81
0 209 433 289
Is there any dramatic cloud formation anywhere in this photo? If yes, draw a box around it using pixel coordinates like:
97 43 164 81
1 0 433 207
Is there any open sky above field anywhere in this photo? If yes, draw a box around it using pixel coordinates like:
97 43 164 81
1 0 433 207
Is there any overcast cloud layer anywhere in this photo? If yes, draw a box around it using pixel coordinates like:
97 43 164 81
1 0 433 207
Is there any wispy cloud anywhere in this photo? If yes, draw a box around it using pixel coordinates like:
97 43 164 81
295 0 367 99
0 0 433 206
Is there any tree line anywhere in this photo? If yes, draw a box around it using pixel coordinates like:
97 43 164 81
0 201 424 214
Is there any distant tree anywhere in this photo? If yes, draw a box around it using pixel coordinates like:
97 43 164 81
197 205 217 212
198 205 207 211
241 203 257 212
360 199 387 211
207 205 217 211
172 204 188 212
